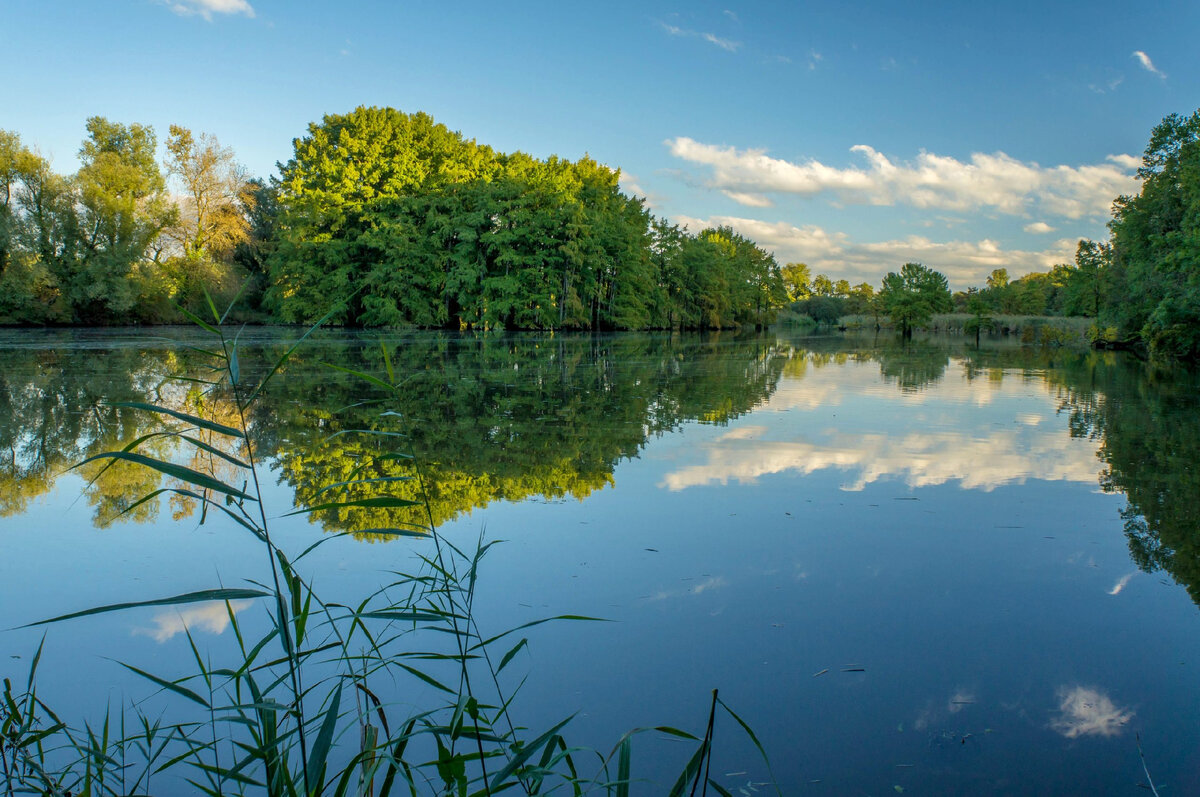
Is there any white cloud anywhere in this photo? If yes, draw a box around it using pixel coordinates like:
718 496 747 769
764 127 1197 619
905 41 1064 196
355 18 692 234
660 426 1101 493
659 364 1103 493
702 33 741 52
165 0 254 19
1132 51 1166 79
1108 572 1135 595
721 190 773 207
666 137 1139 220
659 22 741 52
1024 221 1056 234
1106 153 1141 170
673 213 1079 288
133 600 253 643
1051 686 1133 738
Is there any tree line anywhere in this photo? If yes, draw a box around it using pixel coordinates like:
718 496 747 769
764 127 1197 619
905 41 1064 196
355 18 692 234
0 108 786 330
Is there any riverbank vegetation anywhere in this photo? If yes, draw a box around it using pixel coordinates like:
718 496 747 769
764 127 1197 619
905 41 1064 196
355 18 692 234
0 109 786 331
0 314 777 795
2 106 1199 357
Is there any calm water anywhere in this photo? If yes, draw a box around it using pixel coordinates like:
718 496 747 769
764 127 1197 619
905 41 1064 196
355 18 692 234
2 328 1199 794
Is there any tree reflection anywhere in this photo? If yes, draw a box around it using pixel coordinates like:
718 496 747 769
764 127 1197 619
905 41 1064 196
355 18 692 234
3 329 1200 611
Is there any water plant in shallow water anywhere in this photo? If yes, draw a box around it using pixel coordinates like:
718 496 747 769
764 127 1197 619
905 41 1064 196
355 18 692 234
0 294 776 796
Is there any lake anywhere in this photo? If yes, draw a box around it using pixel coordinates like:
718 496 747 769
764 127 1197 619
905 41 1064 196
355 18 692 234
2 327 1199 794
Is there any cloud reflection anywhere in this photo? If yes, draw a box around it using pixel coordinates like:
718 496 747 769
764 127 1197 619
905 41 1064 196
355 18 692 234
1050 686 1133 738
661 428 1100 492
1108 573 1135 595
133 600 253 643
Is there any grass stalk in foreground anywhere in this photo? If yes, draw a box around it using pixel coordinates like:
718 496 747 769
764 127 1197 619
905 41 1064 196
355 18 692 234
1 296 778 796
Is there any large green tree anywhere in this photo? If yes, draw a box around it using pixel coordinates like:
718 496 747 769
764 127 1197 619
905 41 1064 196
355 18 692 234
1104 109 1200 359
877 262 952 337
72 117 175 322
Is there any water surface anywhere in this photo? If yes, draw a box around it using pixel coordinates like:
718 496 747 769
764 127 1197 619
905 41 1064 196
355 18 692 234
2 328 1198 793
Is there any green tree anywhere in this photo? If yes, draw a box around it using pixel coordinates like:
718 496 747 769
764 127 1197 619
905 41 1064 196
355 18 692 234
877 262 952 338
72 117 175 322
782 262 811 302
811 273 835 297
1104 108 1200 359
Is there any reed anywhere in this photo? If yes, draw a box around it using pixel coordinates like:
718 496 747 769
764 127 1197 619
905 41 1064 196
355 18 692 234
1 293 775 796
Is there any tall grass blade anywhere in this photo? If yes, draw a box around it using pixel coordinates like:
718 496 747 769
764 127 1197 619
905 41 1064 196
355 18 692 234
72 451 255 501
715 697 780 795
116 662 210 709
306 685 341 795
616 736 631 797
22 588 269 627
282 496 421 516
245 305 342 405
487 715 574 792
105 401 244 439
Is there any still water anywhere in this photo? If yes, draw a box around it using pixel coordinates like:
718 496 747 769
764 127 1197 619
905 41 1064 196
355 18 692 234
2 328 1199 793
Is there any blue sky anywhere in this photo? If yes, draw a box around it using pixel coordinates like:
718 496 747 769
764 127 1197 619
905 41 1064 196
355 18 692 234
3 0 1198 288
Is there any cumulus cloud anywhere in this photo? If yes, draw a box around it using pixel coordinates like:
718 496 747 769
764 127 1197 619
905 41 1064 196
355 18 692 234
1108 573 1135 595
667 138 1139 220
660 426 1101 493
133 600 253 643
1132 51 1166 79
659 363 1103 493
673 213 1079 289
1051 686 1133 738
659 22 741 52
1024 221 1056 234
164 0 255 19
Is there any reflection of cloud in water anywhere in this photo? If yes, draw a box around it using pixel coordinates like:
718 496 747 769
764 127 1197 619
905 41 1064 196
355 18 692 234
133 600 254 643
914 688 977 730
948 689 976 713
661 429 1100 492
1050 686 1133 738
718 425 768 441
647 576 727 602
1108 573 1135 595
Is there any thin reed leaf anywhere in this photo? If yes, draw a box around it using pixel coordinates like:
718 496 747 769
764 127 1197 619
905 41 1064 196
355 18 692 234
381 339 396 384
22 588 269 627
314 476 414 494
107 400 244 439
666 741 707 797
395 663 456 695
173 302 221 335
320 361 395 392
707 780 735 797
282 496 421 516
496 639 528 674
306 685 341 795
715 697 780 794
475 616 608 650
245 305 341 405
202 286 221 324
219 278 253 324
616 736 631 797
488 715 575 792
113 662 210 708
72 451 255 501
355 609 453 624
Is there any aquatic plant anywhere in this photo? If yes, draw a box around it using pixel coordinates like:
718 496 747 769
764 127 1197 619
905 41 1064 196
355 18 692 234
0 294 775 796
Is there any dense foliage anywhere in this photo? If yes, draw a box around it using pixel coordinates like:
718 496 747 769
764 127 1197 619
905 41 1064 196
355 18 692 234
1100 110 1200 359
268 107 784 329
1 108 785 330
